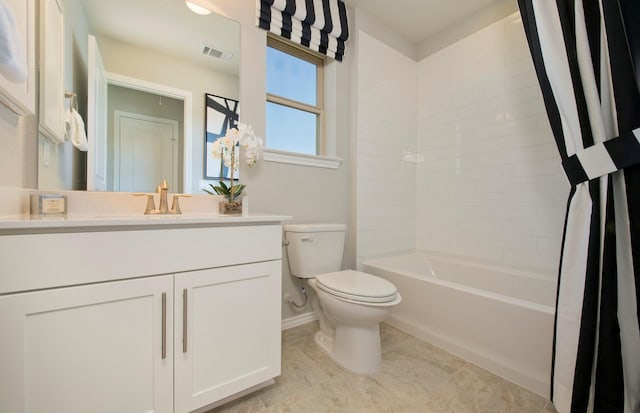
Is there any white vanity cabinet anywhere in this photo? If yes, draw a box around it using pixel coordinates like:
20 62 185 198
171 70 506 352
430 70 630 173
0 220 284 413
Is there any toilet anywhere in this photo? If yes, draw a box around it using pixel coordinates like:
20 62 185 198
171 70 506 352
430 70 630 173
284 223 401 374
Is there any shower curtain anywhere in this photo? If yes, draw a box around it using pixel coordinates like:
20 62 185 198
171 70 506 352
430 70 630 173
517 1 639 412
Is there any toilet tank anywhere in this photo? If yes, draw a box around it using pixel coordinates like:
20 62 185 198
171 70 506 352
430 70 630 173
284 223 346 278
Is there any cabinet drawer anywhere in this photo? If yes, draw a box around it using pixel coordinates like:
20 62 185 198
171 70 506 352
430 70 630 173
0 224 282 294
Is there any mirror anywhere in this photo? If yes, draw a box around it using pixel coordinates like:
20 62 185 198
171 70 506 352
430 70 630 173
37 0 240 193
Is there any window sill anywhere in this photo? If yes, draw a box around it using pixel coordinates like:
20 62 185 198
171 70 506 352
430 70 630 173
262 149 342 169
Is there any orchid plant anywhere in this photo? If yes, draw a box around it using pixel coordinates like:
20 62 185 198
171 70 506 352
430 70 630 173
204 123 263 203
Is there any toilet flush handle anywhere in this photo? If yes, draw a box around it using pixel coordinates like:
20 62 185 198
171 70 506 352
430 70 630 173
301 236 314 242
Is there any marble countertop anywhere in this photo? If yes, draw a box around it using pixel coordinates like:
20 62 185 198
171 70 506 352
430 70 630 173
0 213 292 232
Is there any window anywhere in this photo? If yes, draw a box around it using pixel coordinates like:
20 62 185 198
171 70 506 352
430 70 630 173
266 36 324 156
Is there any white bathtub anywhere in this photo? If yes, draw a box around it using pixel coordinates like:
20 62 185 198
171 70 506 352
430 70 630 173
362 251 556 397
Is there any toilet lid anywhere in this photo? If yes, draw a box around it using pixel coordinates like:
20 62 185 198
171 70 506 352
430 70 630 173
315 270 398 303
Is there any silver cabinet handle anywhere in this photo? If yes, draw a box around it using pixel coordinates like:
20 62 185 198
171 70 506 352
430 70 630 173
183 288 188 353
161 292 167 360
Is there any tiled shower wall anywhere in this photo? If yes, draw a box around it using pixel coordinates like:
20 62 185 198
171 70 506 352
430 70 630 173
416 14 569 273
355 31 417 267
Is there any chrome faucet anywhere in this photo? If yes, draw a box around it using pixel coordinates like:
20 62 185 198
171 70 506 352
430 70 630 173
133 180 191 215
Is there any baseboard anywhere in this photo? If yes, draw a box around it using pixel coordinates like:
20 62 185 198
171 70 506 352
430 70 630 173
281 312 317 330
191 379 275 413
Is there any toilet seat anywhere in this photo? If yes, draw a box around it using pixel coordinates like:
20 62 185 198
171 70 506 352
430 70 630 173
315 270 398 304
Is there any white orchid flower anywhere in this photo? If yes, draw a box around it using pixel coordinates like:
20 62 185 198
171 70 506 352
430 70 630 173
210 123 263 172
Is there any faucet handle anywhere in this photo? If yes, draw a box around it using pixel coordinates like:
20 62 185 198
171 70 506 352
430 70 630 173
133 193 157 214
170 194 192 214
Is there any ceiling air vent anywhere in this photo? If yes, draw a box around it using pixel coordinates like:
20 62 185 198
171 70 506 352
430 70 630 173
201 44 233 62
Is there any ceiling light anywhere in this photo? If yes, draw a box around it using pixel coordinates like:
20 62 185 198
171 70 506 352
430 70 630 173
185 1 212 15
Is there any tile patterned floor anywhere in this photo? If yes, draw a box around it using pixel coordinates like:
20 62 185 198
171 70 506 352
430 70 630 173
208 322 558 413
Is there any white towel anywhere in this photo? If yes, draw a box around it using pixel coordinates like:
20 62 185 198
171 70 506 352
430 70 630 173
0 0 28 83
64 107 89 151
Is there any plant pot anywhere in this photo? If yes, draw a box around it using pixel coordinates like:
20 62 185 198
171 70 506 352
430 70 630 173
219 198 242 215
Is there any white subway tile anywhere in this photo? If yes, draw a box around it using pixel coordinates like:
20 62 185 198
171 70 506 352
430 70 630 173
537 236 563 252
504 56 537 77
502 176 539 192
497 233 538 250
429 157 456 173
503 190 568 206
535 220 565 238
503 84 544 107
502 146 540 164
460 137 504 156
454 165 504 181
537 206 567 222
360 15 567 272
505 219 539 236
500 205 539 220
458 216 504 234
503 248 560 273
537 143 561 160
503 128 554 148
504 159 563 177
475 151 506 167
425 146 455 161
538 174 570 191
504 100 545 121
422 169 455 183
504 69 539 93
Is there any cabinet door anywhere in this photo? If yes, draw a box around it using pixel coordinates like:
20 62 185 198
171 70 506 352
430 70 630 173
39 0 65 142
174 261 282 413
0 276 174 413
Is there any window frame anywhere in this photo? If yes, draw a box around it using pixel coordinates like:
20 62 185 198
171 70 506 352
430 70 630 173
266 35 326 155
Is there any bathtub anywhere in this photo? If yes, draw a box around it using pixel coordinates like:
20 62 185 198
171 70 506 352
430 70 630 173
362 251 556 397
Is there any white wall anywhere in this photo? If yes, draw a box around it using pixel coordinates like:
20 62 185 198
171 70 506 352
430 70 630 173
417 0 518 60
0 106 37 188
202 0 353 320
355 30 417 267
416 14 569 273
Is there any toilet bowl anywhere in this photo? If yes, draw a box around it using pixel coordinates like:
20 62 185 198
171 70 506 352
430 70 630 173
284 224 401 374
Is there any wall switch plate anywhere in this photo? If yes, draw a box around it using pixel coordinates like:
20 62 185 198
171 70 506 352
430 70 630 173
43 140 50 168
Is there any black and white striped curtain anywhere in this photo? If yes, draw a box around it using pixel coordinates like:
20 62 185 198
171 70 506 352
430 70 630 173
518 1 640 412
256 0 349 61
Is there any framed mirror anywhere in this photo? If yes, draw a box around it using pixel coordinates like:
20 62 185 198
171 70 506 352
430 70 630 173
37 0 240 194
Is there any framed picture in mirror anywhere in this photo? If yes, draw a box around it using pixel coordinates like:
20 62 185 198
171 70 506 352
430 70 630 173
204 93 240 180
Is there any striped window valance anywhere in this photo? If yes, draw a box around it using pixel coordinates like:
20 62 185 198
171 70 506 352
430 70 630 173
257 0 349 61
